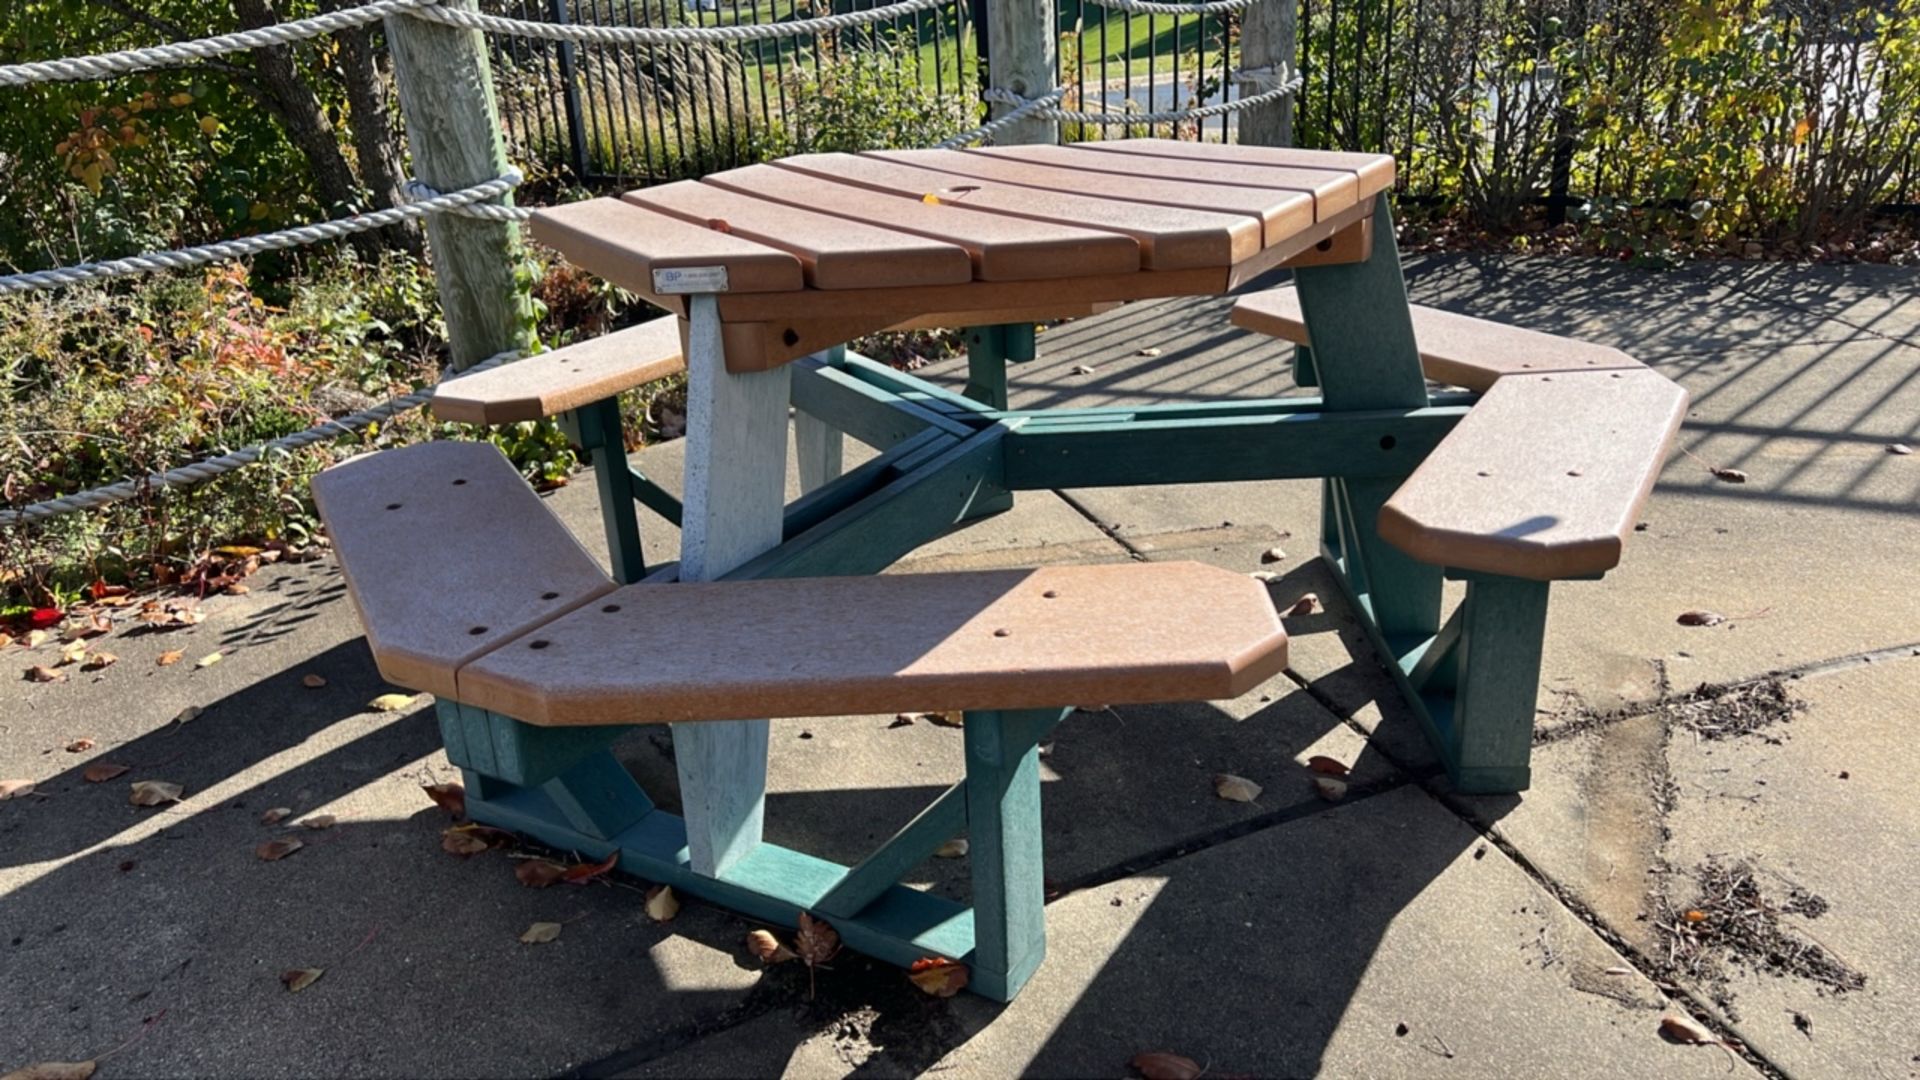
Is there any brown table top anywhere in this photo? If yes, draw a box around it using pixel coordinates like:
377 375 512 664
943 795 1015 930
530 141 1395 370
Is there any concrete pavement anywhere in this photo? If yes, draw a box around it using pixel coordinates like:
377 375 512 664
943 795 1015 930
2 253 1916 1078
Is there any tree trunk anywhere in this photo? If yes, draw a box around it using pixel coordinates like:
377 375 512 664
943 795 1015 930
327 0 424 256
233 0 383 258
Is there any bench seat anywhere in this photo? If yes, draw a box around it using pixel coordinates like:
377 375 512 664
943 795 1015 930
1377 369 1688 580
1230 284 1643 392
455 563 1289 725
310 441 616 698
430 316 685 425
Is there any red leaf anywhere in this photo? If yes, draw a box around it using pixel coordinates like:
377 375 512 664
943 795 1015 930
1130 1052 1203 1080
422 782 466 819
562 850 618 884
907 956 970 998
28 608 63 629
514 860 567 888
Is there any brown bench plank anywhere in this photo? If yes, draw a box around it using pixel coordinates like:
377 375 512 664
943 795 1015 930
866 149 1315 248
430 316 685 425
1378 369 1688 580
774 152 1259 270
529 198 806 296
701 163 1142 281
976 143 1361 220
455 562 1289 725
311 442 616 698
1076 140 1396 201
622 181 973 290
1231 285 1645 392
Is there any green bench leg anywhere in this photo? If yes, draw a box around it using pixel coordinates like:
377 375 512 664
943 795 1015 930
566 396 648 584
1445 576 1550 792
963 708 1056 1002
795 346 847 494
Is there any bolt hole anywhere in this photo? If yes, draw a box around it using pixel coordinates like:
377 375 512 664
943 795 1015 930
1042 589 1059 599
782 328 800 347
468 626 488 636
1316 238 1334 252
529 640 551 650
993 628 1012 638
385 503 402 510
1379 435 1397 451
540 591 559 600
602 604 621 614
451 478 466 486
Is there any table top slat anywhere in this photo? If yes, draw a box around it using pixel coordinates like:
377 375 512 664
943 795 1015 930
775 153 1258 269
1073 139 1396 200
866 148 1316 247
701 164 1142 281
530 197 806 295
622 181 973 290
976 143 1360 219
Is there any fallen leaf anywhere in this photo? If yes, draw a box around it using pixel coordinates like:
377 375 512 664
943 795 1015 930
1890 443 1913 456
25 628 54 648
1306 755 1350 778
369 692 417 712
28 608 62 629
26 665 67 684
256 837 304 861
934 838 969 858
442 824 511 857
0 779 36 800
1711 467 1748 484
926 710 963 728
194 652 222 669
58 639 87 666
889 713 916 728
156 650 184 667
1677 609 1726 627
65 738 95 753
1604 965 1632 975
645 884 680 922
515 859 567 887
1070 364 1096 376
1250 570 1281 583
1214 773 1262 803
280 967 323 992
1137 346 1163 357
1287 593 1320 616
222 583 250 596
301 814 337 830
562 850 618 884
1684 909 1708 923
170 705 203 725
128 780 183 806
422 782 466 818
520 921 563 944
260 806 292 825
908 956 970 998
921 192 940 205
82 763 129 783
795 912 841 994
1130 1051 1203 1080
1260 546 1287 563
1313 776 1349 802
0 632 11 649
81 652 117 671
0 1061 97 1080
746 929 796 964
301 674 327 689
1659 1013 1716 1044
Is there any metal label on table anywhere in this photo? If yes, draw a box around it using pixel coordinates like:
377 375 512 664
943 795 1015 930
652 265 730 294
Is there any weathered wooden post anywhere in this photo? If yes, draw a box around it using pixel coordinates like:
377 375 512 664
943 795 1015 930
1237 0 1298 147
386 0 534 370
986 0 1058 146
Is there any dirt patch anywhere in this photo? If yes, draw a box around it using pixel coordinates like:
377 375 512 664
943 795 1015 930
1662 677 1804 743
1652 858 1866 1019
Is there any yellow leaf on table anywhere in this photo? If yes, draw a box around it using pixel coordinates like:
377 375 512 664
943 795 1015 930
280 967 323 992
128 780 183 806
369 693 417 712
520 922 562 944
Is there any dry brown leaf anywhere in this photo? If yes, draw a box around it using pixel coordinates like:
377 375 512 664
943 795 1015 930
1659 1013 1714 1044
1260 546 1287 563
934 838 969 858
1677 609 1726 627
1070 363 1096 376
562 850 618 884
515 859 567 887
170 705 203 725
746 929 796 964
280 967 323 992
1137 346 1163 357
156 650 184 667
256 837 304 861
65 738 95 753
1711 467 1748 484
908 956 970 998
1287 593 1321 616
441 824 511 857
223 583 250 596
58 639 87 666
1214 773 1262 803
645 884 680 922
82 652 117 671
301 674 327 689
26 665 67 684
1306 755 1350 778
795 912 841 968
260 806 292 825
422 782 466 819
1889 443 1914 456
0 1061 98 1080
82 763 129 783
301 814 337 831
1129 1051 1203 1080
926 711 963 728
1249 570 1281 583
369 692 417 712
520 921 563 944
194 652 222 669
0 632 11 649
1313 776 1349 802
128 780 183 806
0 779 36 800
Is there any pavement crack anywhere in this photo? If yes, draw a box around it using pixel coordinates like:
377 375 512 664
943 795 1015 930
1053 490 1150 562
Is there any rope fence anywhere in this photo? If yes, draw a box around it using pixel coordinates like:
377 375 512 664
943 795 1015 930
0 0 1300 527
